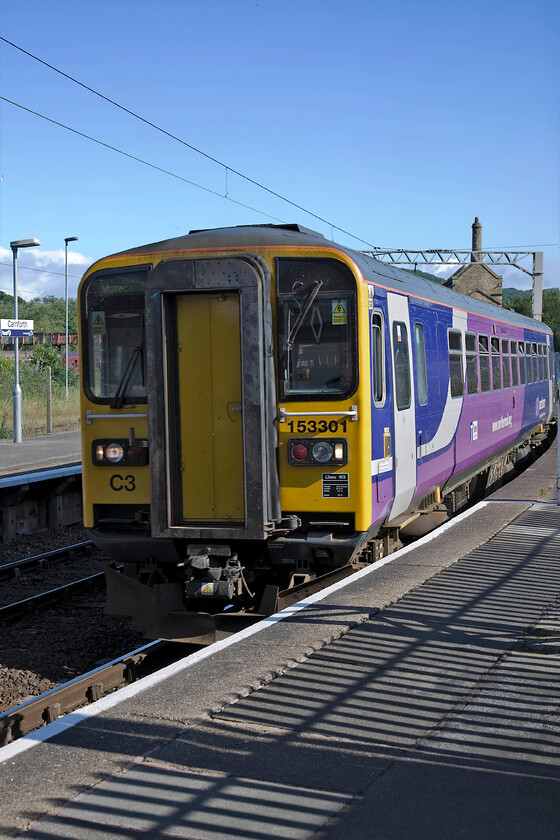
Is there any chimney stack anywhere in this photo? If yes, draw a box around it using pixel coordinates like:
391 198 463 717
471 217 482 262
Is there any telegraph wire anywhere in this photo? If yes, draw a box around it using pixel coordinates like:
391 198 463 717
0 36 379 249
0 261 83 280
0 96 285 222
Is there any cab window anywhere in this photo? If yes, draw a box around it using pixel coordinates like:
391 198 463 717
276 258 358 401
82 268 147 404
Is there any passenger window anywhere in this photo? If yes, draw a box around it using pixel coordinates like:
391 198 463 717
525 341 533 383
371 311 385 406
392 322 411 410
502 339 511 388
414 322 428 406
491 337 501 390
466 333 478 394
518 341 526 385
532 342 538 382
448 330 464 398
511 341 519 387
538 345 544 381
479 335 491 392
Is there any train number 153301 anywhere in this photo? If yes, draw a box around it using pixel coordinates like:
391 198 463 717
286 419 348 434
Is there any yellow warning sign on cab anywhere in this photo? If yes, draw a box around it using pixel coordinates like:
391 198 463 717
332 299 347 325
92 311 106 335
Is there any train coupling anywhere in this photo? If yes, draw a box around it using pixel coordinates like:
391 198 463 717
183 545 246 600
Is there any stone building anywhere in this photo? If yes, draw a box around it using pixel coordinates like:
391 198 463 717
445 217 503 306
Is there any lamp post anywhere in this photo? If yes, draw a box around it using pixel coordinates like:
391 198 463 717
10 238 41 443
64 236 78 399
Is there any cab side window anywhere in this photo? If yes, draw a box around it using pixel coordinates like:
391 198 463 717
414 322 428 406
371 311 385 406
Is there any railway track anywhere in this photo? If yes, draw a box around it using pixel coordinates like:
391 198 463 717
0 540 95 582
0 639 191 746
0 571 106 623
0 541 104 623
0 562 360 746
1 428 554 747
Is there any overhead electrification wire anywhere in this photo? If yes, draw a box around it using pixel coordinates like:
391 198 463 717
0 261 83 280
0 36 379 249
0 96 285 222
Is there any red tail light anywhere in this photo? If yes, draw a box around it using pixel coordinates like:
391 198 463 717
292 443 309 461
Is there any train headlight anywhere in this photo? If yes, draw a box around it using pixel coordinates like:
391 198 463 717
105 443 124 463
92 439 149 466
312 441 334 463
288 438 348 466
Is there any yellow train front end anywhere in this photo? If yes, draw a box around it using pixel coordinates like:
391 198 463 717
79 225 374 642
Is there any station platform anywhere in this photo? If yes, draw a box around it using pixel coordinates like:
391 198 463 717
0 429 81 477
1 440 559 838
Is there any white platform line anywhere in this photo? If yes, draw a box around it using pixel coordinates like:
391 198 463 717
0 499 493 764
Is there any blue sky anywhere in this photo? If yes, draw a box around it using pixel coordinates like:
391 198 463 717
0 0 558 302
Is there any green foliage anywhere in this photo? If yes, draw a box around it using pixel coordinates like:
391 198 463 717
506 288 560 350
0 353 80 435
502 287 531 306
402 267 444 284
30 342 63 371
0 354 14 373
505 292 532 317
0 293 78 333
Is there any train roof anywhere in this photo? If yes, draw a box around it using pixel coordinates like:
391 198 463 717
108 224 551 336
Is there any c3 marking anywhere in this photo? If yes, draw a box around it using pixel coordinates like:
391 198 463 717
110 474 136 492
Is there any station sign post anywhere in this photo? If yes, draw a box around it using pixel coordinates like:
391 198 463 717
9 237 40 443
1 318 34 444
1 319 34 340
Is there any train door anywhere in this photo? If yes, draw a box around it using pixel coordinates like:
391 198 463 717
145 256 280 542
175 292 244 523
387 292 417 520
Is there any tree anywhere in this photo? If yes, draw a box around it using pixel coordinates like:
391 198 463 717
506 288 560 350
542 289 560 351
0 293 78 333
29 343 63 372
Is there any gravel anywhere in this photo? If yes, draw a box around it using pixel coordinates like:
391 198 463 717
0 525 147 714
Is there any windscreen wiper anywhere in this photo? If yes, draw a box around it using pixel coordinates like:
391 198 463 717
110 346 143 410
286 280 323 347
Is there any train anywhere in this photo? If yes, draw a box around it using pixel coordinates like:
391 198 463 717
78 224 555 643
0 332 79 347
